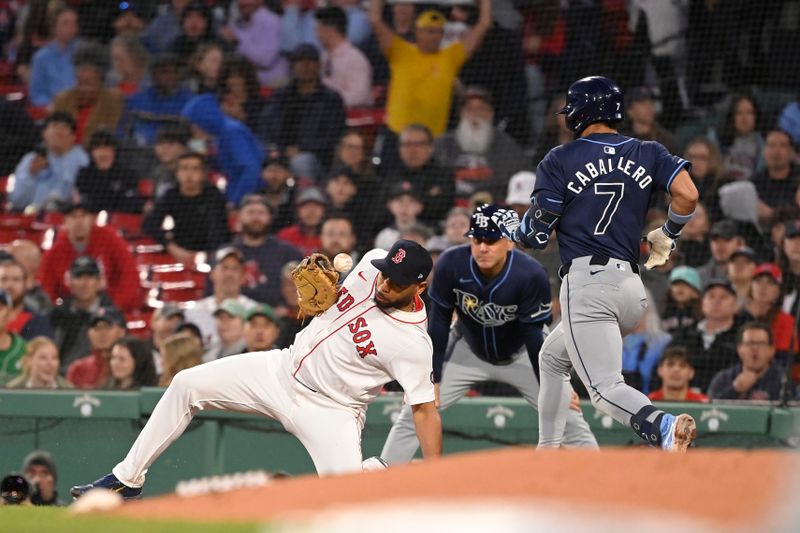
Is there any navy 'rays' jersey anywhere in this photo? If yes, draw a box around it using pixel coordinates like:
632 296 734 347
534 133 690 264
429 245 552 364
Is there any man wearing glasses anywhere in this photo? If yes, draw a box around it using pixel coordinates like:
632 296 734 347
381 204 597 464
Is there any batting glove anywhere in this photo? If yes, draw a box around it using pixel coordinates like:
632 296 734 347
491 209 521 242
644 228 676 270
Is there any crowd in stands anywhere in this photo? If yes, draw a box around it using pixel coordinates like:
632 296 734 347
0 0 796 405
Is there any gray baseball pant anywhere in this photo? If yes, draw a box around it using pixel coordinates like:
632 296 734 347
381 328 598 464
538 255 651 448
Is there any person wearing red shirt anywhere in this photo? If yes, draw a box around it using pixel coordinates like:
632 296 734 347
737 263 798 356
66 307 126 389
648 347 710 403
276 187 326 256
38 197 141 312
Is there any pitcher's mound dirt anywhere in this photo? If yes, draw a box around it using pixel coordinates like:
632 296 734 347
117 447 795 527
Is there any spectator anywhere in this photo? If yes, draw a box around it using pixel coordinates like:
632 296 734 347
753 130 800 222
662 266 703 334
778 97 800 147
425 207 471 252
331 129 377 184
0 98 39 176
9 112 89 212
505 171 537 217
389 124 454 225
621 289 672 394
105 336 157 390
21 450 63 506
187 42 225 94
280 0 372 52
697 219 745 286
647 347 709 403
108 34 150 96
668 279 740 392
275 260 303 348
683 138 725 222
276 188 326 256
142 152 231 264
620 86 678 154
230 195 302 307
0 259 53 341
369 0 492 139
7 240 52 315
257 44 346 179
435 87 528 203
184 247 258 345
5 337 69 390
258 150 298 232
202 299 247 362
779 220 800 315
218 56 263 132
0 289 26 385
109 1 147 40
374 181 425 251
142 0 191 54
182 93 265 205
738 263 798 357
121 54 194 147
150 305 185 374
149 124 191 200
28 6 79 107
52 47 125 145
319 214 357 262
40 196 141 312
159 331 203 387
243 304 281 352
171 1 219 63
315 6 373 108
76 129 143 213
717 94 764 182
708 322 790 401
727 247 757 308
220 0 288 87
675 202 711 268
66 306 126 389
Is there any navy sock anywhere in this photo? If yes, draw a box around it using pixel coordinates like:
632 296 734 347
630 405 666 446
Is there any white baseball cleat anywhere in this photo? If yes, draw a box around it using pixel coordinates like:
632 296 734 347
660 413 697 452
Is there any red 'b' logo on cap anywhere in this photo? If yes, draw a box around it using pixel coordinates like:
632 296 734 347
391 249 406 264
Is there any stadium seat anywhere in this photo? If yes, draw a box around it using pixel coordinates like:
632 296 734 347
108 212 144 239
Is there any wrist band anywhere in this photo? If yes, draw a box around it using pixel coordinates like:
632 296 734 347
663 205 694 239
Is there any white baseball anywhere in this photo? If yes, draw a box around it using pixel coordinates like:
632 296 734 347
333 253 353 272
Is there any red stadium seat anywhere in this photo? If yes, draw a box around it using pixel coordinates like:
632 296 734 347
41 211 65 227
0 212 35 229
138 179 155 200
108 212 144 239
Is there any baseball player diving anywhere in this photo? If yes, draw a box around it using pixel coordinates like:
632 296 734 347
381 205 597 464
71 241 442 499
493 76 699 452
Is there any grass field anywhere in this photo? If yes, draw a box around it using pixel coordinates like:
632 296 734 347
0 506 263 532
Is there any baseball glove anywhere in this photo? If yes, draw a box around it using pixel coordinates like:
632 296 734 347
291 253 340 317
643 228 676 270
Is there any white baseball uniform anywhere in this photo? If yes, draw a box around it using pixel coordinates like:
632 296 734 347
112 249 434 484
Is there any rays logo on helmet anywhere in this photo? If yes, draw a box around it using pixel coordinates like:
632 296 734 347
391 249 406 264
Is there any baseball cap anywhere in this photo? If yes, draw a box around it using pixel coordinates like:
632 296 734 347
155 304 184 320
505 171 536 206
415 10 446 29
262 147 291 170
703 278 736 297
89 306 126 328
213 299 246 319
213 246 244 266
465 204 504 240
785 219 800 238
0 289 11 307
69 256 101 277
753 263 782 284
289 44 320 62
245 304 276 322
709 219 739 240
729 247 757 262
370 240 433 285
295 187 327 207
387 180 422 202
60 193 96 215
461 86 492 107
239 194 273 214
668 266 701 293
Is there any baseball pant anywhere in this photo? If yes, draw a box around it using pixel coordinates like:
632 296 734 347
381 329 598 464
112 349 364 486
538 256 651 448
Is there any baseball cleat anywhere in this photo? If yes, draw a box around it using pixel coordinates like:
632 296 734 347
660 413 696 452
70 473 142 500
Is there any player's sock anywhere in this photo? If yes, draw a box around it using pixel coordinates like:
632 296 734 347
629 405 666 447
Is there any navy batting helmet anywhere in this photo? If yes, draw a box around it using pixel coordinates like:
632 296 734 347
558 76 624 134
465 204 504 240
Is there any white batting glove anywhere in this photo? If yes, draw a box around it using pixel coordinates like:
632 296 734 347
491 209 521 242
644 228 676 270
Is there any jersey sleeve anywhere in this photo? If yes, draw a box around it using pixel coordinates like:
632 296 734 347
650 142 691 193
385 334 436 405
356 248 388 278
532 151 567 215
516 262 552 325
427 249 456 309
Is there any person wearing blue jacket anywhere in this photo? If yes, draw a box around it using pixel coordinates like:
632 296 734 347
181 93 265 205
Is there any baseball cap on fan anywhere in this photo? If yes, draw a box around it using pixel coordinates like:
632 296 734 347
505 171 536 206
371 240 433 286
465 204 504 240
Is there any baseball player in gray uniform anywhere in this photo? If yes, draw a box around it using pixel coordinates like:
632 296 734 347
493 76 699 452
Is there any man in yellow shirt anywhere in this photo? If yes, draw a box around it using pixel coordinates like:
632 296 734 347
369 0 492 139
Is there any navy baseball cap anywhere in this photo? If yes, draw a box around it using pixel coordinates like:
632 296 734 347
69 256 101 277
371 240 433 285
89 306 126 328
465 204 504 240
703 278 736 297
